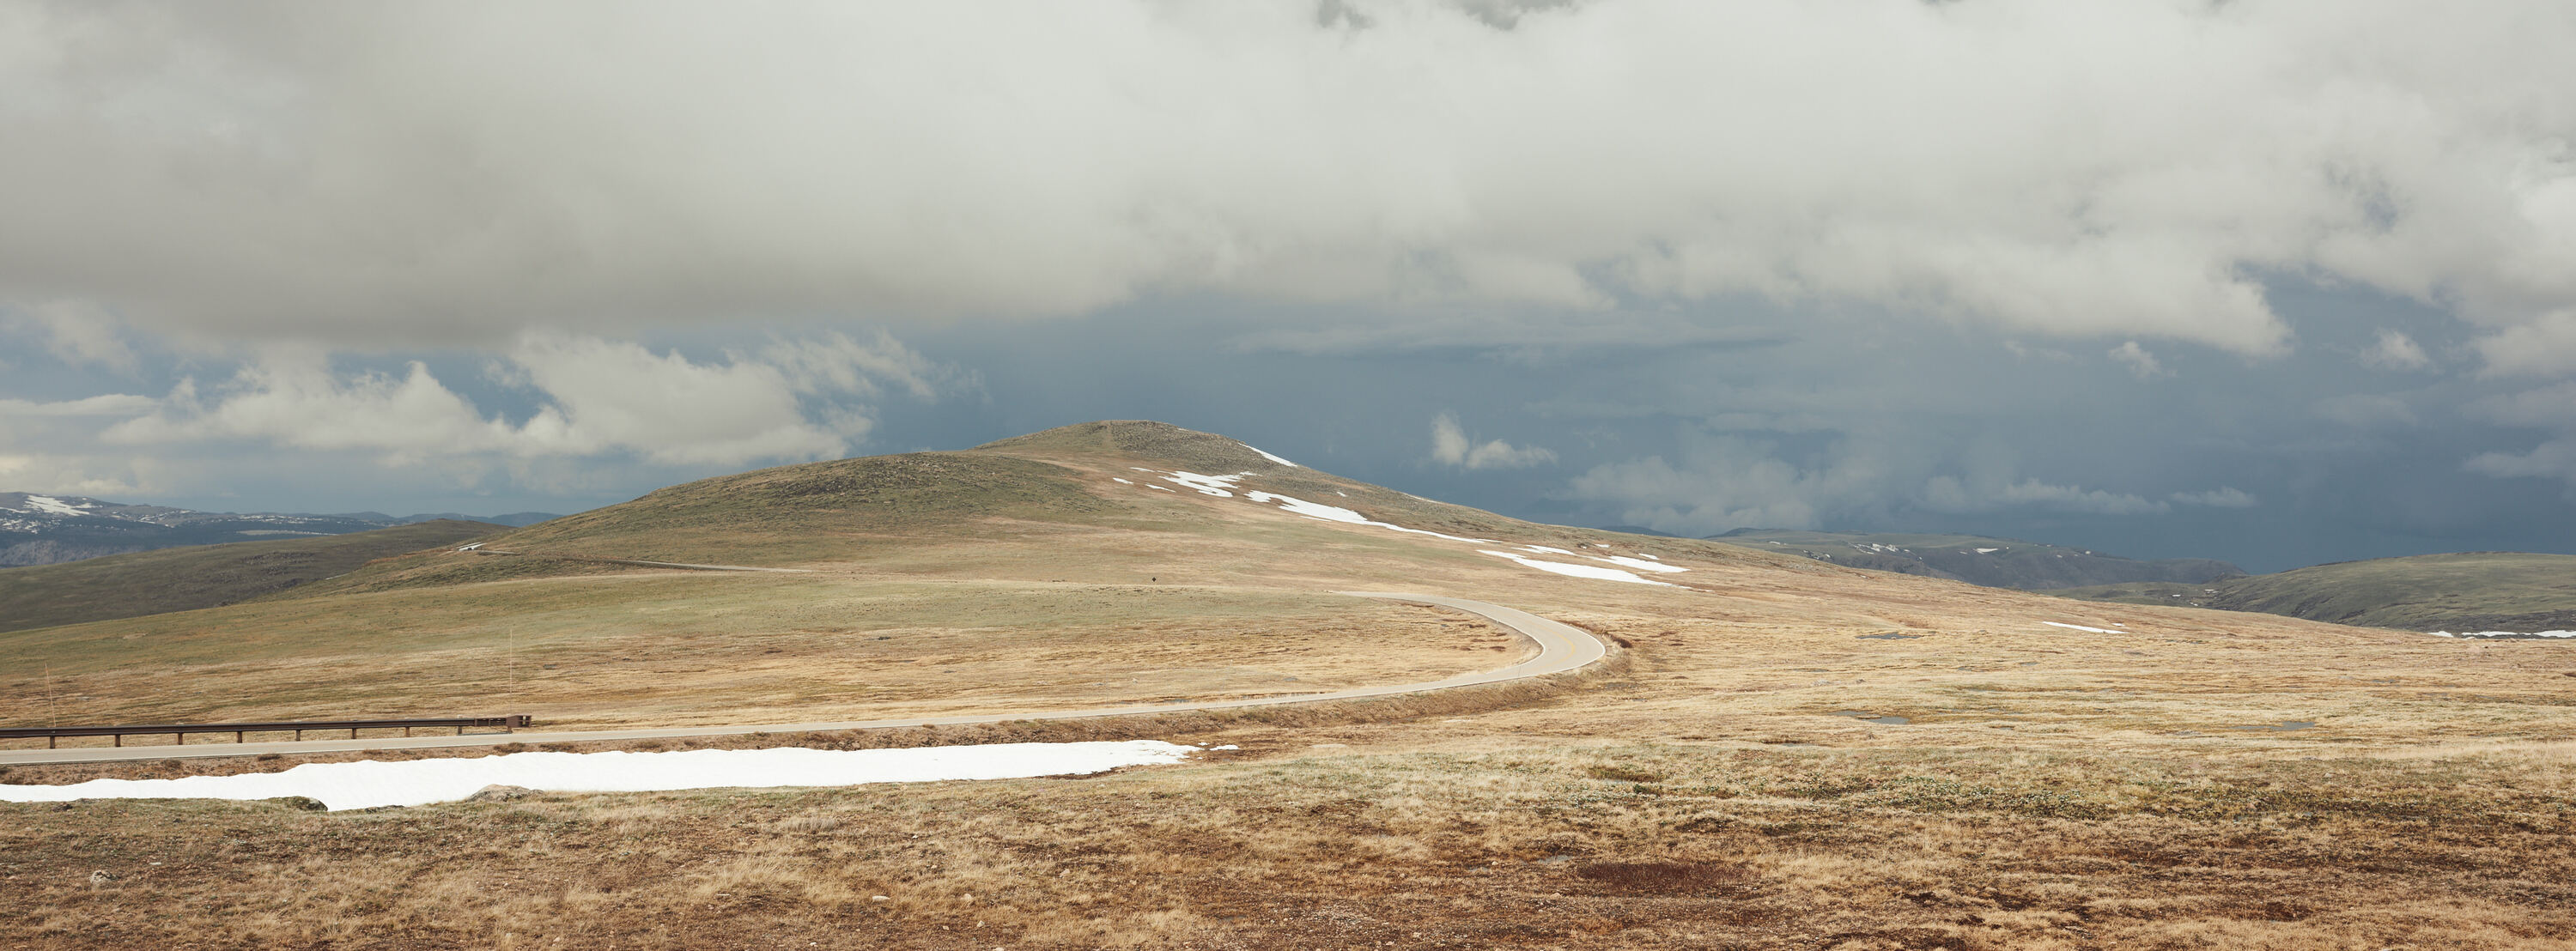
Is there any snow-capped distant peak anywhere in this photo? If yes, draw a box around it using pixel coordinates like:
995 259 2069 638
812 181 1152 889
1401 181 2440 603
18 494 90 517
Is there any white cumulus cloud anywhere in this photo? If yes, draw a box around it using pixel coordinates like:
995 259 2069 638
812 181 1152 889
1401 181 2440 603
2107 341 2169 379
2170 487 2258 508
1430 412 1557 469
2360 329 2431 370
96 331 957 469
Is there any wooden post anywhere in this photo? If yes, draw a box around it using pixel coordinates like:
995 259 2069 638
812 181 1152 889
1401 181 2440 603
236 730 245 743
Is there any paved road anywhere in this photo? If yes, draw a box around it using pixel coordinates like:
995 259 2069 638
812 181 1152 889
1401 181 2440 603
0 592 1606 766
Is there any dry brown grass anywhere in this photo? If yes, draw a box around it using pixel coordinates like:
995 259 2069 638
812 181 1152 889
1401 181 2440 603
0 578 1523 738
4 736 2568 948
4 449 2573 948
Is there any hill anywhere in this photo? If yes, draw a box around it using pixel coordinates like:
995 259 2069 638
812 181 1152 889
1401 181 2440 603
7 421 2572 949
2050 551 2576 633
1707 528 2245 590
0 520 503 633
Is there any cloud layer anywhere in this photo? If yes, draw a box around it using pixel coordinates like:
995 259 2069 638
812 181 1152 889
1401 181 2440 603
3 0 2572 367
0 330 960 501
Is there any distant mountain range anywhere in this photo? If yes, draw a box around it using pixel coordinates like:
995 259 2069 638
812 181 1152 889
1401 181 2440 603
1704 528 2246 591
0 491 557 567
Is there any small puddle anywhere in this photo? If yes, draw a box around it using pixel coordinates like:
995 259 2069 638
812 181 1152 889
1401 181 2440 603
2229 720 2318 732
1828 710 1911 725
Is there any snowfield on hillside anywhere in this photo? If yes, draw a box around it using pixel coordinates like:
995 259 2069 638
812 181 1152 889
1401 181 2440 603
2044 621 2124 634
0 741 1202 811
1118 468 1698 588
1481 549 1676 586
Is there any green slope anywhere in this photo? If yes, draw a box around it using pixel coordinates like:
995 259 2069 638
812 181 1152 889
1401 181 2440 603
2050 551 2576 633
0 519 502 633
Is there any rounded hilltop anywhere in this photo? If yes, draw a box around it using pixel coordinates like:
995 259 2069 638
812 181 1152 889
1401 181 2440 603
288 418 1787 596
969 420 1301 474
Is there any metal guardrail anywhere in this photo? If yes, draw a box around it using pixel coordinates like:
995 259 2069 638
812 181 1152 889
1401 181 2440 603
0 715 532 749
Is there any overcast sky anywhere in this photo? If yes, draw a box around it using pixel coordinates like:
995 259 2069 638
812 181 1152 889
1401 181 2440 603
3 0 2573 572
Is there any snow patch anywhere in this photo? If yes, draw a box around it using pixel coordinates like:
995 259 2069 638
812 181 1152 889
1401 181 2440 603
1479 550 1676 586
2430 630 2576 639
1162 470 1250 497
2042 621 2122 634
1148 484 1175 492
1973 548 2001 554
1240 442 1297 468
1593 554 1687 574
21 495 86 517
1522 544 1576 555
1112 477 1133 484
1243 490 1496 544
0 741 1202 811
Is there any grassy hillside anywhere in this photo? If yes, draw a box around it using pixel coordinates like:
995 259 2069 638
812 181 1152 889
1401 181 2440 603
6 421 2573 948
2 421 1802 729
2053 551 2576 633
0 519 500 633
1709 528 2245 590
291 421 1802 597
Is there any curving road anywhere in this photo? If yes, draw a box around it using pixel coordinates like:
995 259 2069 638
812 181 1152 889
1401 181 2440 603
0 592 1607 766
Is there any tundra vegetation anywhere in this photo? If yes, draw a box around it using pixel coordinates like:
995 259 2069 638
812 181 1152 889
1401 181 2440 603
3 423 2569 949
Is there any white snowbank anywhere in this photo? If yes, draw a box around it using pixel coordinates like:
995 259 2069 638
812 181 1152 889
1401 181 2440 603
1112 477 1133 484
2430 630 2576 639
1593 554 1686 574
1479 550 1677 586
1148 484 1174 492
1243 490 1496 544
1240 442 1297 468
1162 470 1249 497
2043 621 2122 634
0 741 1200 811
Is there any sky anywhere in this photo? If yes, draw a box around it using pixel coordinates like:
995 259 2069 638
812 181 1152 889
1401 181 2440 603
3 0 2574 573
